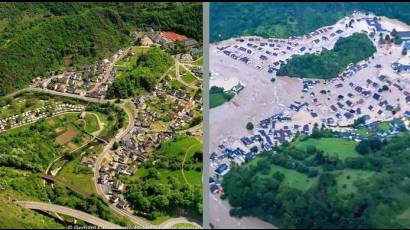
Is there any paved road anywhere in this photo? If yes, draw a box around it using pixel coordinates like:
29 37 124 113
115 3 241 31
92 100 153 228
159 217 202 229
4 67 202 229
16 201 123 229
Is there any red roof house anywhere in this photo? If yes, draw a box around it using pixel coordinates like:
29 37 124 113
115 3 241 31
161 31 187 42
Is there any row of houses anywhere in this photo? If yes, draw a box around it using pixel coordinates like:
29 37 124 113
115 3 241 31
0 103 84 131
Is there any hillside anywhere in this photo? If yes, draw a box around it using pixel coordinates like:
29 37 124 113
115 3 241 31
276 33 376 79
0 3 202 96
222 132 410 229
210 2 410 42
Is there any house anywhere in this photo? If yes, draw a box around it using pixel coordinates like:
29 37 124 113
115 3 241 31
215 163 229 175
117 199 129 209
404 41 410 56
231 83 245 93
392 62 410 73
373 93 381 101
161 31 187 43
397 31 410 41
140 35 154 46
183 38 198 47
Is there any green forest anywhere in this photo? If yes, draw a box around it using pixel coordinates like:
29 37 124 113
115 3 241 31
276 33 376 79
211 2 410 42
106 48 173 99
121 136 202 221
0 2 202 96
222 129 410 228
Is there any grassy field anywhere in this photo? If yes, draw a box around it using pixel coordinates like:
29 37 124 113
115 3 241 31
84 113 100 133
268 165 314 191
152 136 203 186
123 135 202 225
169 79 184 90
378 121 391 132
209 90 235 108
193 57 203 66
56 143 103 196
171 223 199 229
0 196 64 229
181 74 197 84
334 169 375 195
355 127 374 137
293 137 360 160
249 156 315 192
93 112 112 139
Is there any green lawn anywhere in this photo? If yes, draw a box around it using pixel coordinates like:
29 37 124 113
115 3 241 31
209 90 235 108
249 157 315 192
171 223 199 229
157 136 201 158
293 137 360 160
56 144 102 196
181 74 197 84
354 127 374 137
84 113 100 133
169 79 184 90
378 121 391 132
270 165 314 191
193 56 203 66
93 112 113 139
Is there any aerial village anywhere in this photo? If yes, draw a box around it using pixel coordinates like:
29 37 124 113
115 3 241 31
31 27 202 100
87 29 203 210
209 12 410 191
0 100 85 132
2 25 203 211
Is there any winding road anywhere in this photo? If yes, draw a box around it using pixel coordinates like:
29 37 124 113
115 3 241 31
92 100 154 228
3 54 203 228
17 201 123 229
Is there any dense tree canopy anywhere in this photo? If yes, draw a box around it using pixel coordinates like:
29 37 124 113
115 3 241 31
223 133 410 229
211 2 410 42
276 33 376 79
106 48 173 99
0 2 202 96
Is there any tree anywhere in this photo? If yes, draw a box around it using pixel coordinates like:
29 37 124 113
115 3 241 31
246 122 254 130
250 146 258 153
112 142 119 150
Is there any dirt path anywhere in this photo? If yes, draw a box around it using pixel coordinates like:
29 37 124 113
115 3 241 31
181 143 202 185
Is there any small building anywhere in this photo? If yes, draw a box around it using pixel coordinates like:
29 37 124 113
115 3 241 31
397 31 410 41
215 163 229 175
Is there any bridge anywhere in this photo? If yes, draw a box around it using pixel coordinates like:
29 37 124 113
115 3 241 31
16 201 123 229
